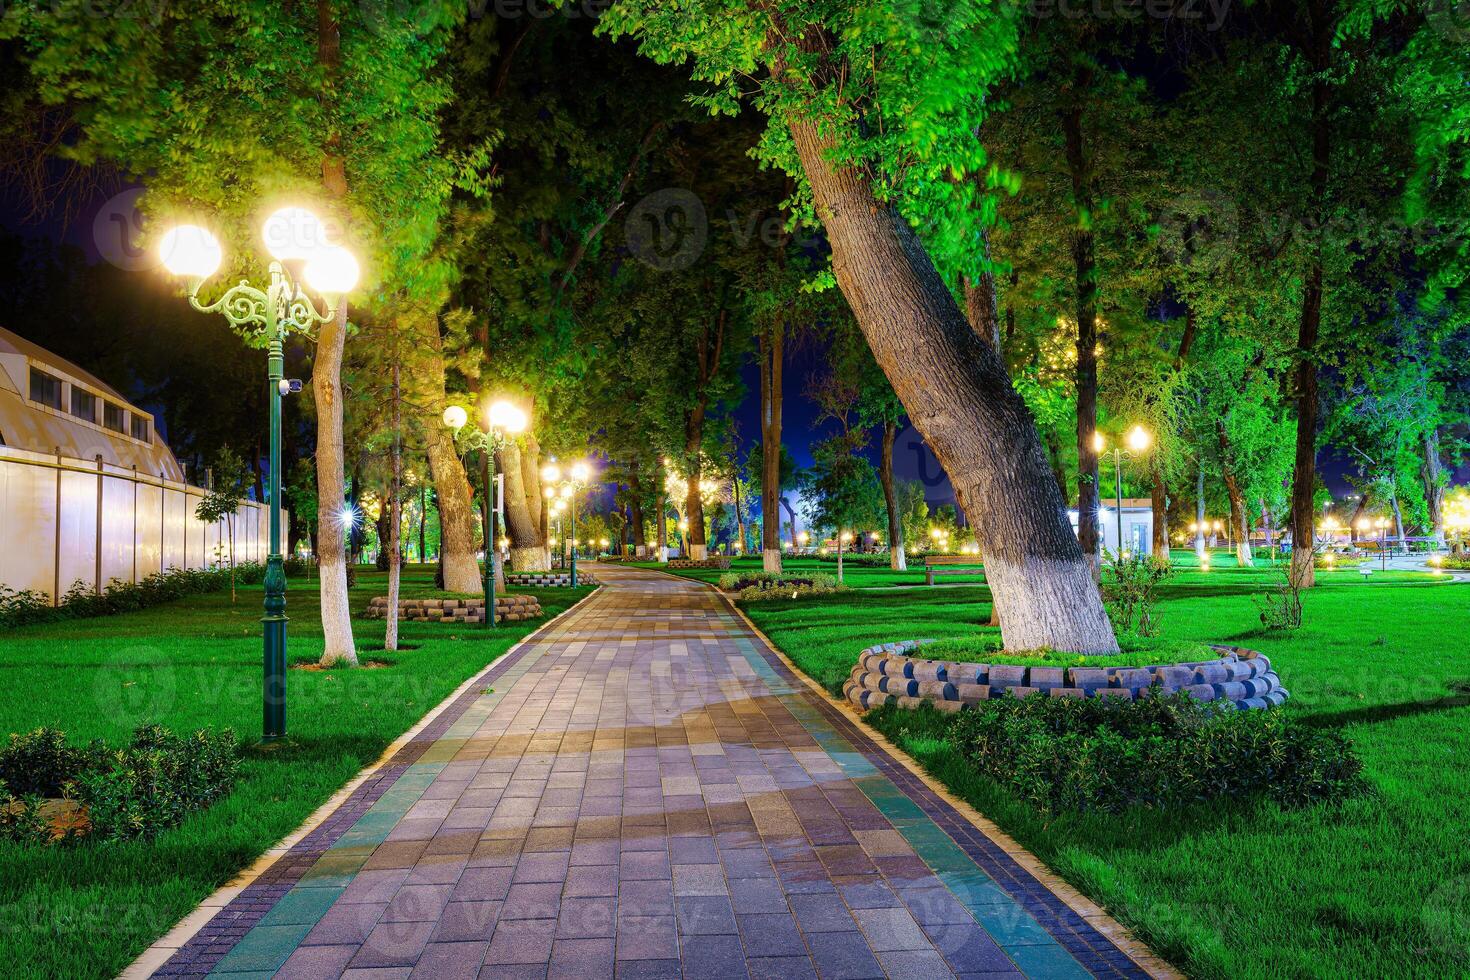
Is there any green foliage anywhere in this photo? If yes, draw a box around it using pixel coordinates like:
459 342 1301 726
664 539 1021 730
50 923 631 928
0 565 267 629
75 726 241 843
0 726 240 844
1253 571 1305 632
883 693 1363 816
1102 549 1171 637
736 573 846 603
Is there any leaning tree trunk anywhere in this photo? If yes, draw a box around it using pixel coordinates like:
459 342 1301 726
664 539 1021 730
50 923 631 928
685 468 707 560
1391 493 1407 552
415 316 481 594
656 484 669 562
879 421 906 571
1423 428 1446 546
781 498 799 549
789 118 1117 653
629 466 647 556
502 441 548 571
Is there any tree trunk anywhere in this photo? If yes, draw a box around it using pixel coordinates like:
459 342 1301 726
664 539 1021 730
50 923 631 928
879 421 906 571
788 118 1117 653
228 515 236 604
1217 422 1253 566
522 432 547 565
1062 77 1102 579
629 465 646 555
685 467 707 559
1422 428 1446 546
419 482 427 563
1195 466 1207 555
313 303 357 664
1391 493 1407 552
759 316 785 573
501 441 548 571
385 356 402 652
782 497 799 548
1150 463 1169 561
656 481 669 562
1289 12 1331 590
733 474 747 556
962 228 1005 361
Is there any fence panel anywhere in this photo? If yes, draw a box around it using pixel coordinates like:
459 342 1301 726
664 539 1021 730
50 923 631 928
0 447 279 605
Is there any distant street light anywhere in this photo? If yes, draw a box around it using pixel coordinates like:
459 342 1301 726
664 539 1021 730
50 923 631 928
1094 426 1152 559
543 460 595 586
160 208 357 743
445 398 527 627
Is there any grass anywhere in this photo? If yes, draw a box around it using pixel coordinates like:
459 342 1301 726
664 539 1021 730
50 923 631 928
627 555 987 589
920 634 1220 668
738 555 1470 978
0 564 592 980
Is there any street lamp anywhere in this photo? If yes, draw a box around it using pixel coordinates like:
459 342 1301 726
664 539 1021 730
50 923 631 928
543 460 595 586
444 398 527 627
1094 425 1151 559
160 211 357 742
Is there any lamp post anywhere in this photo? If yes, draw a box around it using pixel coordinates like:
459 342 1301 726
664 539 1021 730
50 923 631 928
443 400 528 627
542 460 594 586
1093 426 1151 559
159 211 358 743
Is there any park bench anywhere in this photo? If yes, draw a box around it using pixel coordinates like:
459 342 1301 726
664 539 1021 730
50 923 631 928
923 555 983 586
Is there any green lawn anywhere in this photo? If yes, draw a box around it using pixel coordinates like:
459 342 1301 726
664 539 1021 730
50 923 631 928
738 560 1470 979
627 554 987 588
0 564 591 980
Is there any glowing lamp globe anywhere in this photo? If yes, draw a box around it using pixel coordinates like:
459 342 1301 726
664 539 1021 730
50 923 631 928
159 225 222 278
1091 431 1105 453
1127 425 1152 452
303 246 359 295
570 461 591 482
544 486 556 500
262 206 327 262
542 463 561 483
442 405 468 430
559 484 573 499
487 401 527 433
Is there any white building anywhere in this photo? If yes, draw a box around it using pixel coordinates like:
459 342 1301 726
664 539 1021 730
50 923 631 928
1 325 274 604
1069 497 1156 556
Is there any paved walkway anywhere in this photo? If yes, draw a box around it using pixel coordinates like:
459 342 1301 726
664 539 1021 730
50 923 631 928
149 565 1159 980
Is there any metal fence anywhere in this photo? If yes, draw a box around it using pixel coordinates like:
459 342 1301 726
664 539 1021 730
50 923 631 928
0 444 278 605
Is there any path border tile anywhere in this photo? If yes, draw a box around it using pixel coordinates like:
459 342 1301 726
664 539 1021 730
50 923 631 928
121 588 601 980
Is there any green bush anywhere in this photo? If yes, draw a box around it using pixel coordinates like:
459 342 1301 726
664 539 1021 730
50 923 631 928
0 725 240 844
77 726 241 842
0 563 265 629
0 728 86 797
883 692 1363 815
737 572 848 602
812 552 891 568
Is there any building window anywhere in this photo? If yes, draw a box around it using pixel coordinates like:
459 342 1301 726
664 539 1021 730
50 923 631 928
70 387 97 423
29 367 63 410
130 415 150 442
103 402 126 433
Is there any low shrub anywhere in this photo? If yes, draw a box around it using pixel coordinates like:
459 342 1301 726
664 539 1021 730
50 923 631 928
718 571 818 592
1315 553 1364 569
0 725 240 844
1254 570 1305 631
812 552 891 568
1102 549 1171 637
884 692 1362 815
0 563 265 629
737 573 848 602
1439 554 1470 570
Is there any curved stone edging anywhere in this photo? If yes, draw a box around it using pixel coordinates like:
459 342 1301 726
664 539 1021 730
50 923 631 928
843 639 1289 713
365 594 542 623
505 571 598 588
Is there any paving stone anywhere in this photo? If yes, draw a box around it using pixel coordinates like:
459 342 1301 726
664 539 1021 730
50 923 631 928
151 564 1146 980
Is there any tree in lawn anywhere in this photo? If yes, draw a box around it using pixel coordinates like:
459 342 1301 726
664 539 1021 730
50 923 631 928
4 1 474 663
603 1 1120 651
748 443 804 553
196 448 251 604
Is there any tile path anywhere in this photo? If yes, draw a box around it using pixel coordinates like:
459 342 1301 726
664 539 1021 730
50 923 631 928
147 564 1162 979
